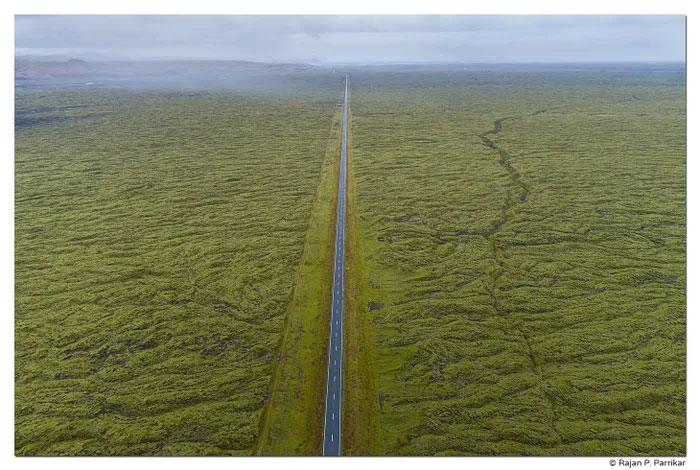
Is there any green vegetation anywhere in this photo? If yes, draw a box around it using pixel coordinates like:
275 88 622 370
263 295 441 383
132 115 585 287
15 68 686 457
344 70 686 455
15 81 342 455
343 108 383 455
256 101 343 456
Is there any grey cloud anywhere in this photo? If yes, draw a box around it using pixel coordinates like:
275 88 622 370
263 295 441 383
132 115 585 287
15 15 686 63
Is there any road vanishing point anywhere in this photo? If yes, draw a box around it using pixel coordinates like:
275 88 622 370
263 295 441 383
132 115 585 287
323 74 348 456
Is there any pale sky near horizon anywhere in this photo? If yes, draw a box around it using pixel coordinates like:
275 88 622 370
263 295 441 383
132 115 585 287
15 15 686 64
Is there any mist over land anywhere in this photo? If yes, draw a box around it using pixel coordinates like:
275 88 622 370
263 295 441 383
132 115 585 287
15 15 685 90
14 57 686 91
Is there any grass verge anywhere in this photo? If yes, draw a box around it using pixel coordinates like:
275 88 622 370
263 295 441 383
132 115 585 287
342 108 384 455
256 101 343 456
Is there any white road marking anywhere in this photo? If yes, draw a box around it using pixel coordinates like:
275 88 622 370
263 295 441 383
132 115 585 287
324 75 349 457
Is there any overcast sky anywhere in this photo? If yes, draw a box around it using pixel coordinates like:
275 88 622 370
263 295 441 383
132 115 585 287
15 15 686 64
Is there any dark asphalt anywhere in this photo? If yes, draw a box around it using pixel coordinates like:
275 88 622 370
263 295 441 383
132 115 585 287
323 75 348 456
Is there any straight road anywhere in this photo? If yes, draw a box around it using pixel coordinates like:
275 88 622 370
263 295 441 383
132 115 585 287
323 75 348 456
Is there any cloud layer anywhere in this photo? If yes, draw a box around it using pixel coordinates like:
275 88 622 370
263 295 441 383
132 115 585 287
15 15 686 63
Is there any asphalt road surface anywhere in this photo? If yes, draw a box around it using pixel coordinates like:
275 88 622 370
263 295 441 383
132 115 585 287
323 75 348 456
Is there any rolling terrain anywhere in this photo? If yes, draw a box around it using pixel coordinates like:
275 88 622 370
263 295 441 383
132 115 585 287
15 79 342 455
343 70 686 456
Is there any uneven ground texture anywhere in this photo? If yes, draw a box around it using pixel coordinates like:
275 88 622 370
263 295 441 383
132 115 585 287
15 80 340 455
344 70 685 455
256 102 342 456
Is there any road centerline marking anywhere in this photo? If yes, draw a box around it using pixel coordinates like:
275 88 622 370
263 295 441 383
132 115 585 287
323 74 349 458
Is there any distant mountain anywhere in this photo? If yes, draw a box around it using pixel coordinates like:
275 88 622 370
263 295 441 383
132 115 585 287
15 59 97 80
15 59 314 81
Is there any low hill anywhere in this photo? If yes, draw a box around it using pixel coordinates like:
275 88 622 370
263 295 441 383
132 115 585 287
15 58 314 82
